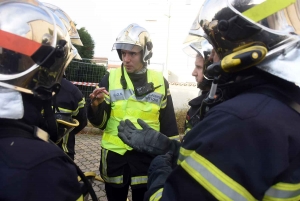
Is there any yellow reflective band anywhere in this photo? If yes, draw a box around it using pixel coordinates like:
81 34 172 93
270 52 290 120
62 133 69 153
104 94 110 104
161 99 167 108
177 147 193 165
76 194 84 201
101 149 124 184
180 152 256 201
242 0 296 22
90 111 107 129
78 98 86 109
263 182 300 201
184 128 191 135
131 176 148 185
167 88 171 96
169 135 180 141
150 188 163 201
99 110 107 128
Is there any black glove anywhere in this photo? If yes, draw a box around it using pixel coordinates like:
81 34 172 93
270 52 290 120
118 118 171 155
147 152 173 190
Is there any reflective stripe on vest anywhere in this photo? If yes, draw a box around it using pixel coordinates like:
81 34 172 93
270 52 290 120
263 182 300 201
100 149 123 184
102 68 166 155
179 147 256 201
150 188 163 201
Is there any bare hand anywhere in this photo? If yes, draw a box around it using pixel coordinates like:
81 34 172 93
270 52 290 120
89 86 109 107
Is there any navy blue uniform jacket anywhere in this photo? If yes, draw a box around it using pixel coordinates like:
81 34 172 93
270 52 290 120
0 123 82 200
145 82 300 201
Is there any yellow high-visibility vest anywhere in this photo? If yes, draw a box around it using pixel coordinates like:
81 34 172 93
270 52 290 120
102 67 166 155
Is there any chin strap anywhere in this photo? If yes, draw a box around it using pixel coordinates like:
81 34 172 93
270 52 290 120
42 99 58 142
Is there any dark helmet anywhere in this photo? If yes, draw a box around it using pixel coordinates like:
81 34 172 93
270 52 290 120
187 0 300 85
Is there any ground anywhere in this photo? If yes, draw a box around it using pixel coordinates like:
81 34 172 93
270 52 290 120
75 131 132 201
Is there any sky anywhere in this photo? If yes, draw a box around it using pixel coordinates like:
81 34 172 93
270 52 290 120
43 0 164 58
43 0 206 84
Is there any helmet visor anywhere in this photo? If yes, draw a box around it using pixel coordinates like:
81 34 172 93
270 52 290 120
183 38 212 58
112 43 142 52
0 2 73 97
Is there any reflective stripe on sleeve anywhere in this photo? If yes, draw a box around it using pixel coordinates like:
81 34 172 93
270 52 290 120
90 110 107 129
180 151 256 201
263 182 300 201
78 98 86 109
131 176 148 185
167 88 171 96
169 135 180 141
161 99 167 109
104 94 110 104
177 147 193 165
150 188 163 201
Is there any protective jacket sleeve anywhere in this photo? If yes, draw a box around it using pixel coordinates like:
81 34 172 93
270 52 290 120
56 78 88 134
159 79 179 138
87 73 111 129
144 86 300 201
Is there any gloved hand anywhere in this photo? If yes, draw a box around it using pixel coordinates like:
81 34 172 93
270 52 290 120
147 152 173 190
118 118 171 155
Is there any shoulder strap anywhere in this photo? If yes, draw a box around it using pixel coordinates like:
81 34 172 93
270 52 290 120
0 120 49 142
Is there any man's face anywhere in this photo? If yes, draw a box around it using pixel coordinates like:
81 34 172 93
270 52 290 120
121 50 144 73
192 55 204 83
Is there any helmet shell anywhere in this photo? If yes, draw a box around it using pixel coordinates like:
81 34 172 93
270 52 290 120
0 1 74 99
112 23 153 63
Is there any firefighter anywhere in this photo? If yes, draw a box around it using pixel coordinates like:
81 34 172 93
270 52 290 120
0 1 84 200
88 23 179 201
44 3 87 160
118 0 300 200
182 39 214 135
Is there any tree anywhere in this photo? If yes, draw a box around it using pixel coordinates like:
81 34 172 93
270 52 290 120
74 27 95 60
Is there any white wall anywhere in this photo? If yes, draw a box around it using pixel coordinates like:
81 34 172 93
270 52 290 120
170 85 199 110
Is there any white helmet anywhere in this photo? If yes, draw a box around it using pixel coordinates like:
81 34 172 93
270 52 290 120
42 2 83 60
183 37 213 58
43 2 83 46
112 23 153 63
187 0 300 85
0 0 73 99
